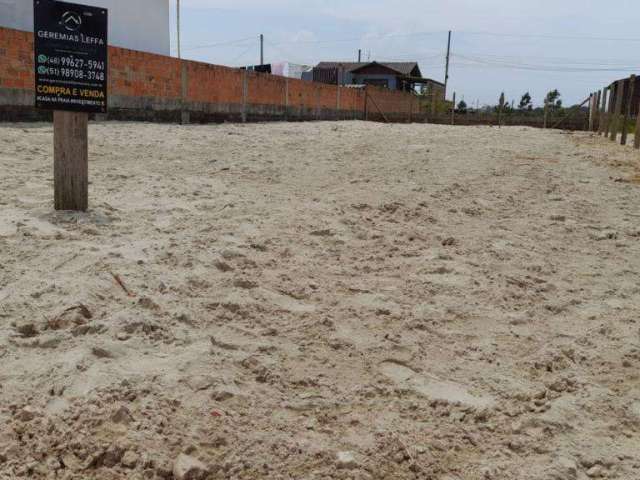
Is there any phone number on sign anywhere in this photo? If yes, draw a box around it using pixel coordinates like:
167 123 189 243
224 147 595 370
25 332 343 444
38 66 105 81
38 55 106 71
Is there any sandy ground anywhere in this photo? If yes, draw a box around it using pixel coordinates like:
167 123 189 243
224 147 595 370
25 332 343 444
1 121 640 480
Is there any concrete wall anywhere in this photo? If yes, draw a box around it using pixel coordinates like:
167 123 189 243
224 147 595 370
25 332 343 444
0 0 170 55
0 26 422 124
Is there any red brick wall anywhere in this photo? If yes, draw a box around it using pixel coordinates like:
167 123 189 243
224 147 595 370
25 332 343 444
110 47 181 99
0 28 34 90
366 86 414 122
0 26 415 122
186 60 243 105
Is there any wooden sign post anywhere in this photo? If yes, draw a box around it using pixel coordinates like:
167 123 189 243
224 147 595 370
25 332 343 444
54 111 88 210
34 0 108 211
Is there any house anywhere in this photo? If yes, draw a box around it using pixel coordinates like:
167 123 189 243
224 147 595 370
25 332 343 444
0 0 170 55
305 61 445 99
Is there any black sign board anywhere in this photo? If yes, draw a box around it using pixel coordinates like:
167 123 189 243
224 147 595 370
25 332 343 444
34 0 108 113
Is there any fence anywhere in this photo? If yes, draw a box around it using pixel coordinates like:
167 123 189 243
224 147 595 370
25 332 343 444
430 111 589 130
0 26 422 124
587 75 640 149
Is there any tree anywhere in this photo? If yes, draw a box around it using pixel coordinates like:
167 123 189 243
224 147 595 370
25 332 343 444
494 92 506 113
519 92 533 111
457 100 468 113
545 89 562 109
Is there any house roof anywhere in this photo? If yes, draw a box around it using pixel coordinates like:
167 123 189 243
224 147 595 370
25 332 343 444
316 61 421 76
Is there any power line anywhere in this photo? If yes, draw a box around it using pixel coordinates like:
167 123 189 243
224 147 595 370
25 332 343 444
230 43 258 65
458 30 640 43
183 36 257 52
270 30 447 46
453 54 640 73
185 29 640 53
452 51 640 67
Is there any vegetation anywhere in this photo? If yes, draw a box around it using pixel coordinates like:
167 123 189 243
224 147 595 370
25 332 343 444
545 89 562 110
519 92 533 111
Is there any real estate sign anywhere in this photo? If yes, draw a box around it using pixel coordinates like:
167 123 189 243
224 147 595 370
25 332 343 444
34 0 108 113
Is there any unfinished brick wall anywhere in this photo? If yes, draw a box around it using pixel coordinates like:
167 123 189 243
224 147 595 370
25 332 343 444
0 26 415 123
0 28 34 90
366 86 414 122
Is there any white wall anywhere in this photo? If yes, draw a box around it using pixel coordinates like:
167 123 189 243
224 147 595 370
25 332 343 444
0 0 170 56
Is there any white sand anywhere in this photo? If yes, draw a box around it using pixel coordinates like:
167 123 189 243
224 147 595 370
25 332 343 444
1 121 640 479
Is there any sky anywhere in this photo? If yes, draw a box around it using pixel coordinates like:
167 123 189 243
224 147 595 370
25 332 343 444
171 0 640 107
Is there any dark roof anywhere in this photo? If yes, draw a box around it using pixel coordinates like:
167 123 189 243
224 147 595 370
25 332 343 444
316 61 420 76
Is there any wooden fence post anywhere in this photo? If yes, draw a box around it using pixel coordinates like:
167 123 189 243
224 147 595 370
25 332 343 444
431 91 437 118
635 91 640 149
621 75 635 146
410 94 414 123
284 77 289 121
610 80 625 142
364 87 369 121
241 69 248 123
605 83 616 138
594 90 601 132
599 87 611 135
451 92 456 125
54 111 89 211
599 87 608 136
589 93 594 132
180 63 189 124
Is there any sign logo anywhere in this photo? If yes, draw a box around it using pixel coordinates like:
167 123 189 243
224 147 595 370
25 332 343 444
61 11 82 31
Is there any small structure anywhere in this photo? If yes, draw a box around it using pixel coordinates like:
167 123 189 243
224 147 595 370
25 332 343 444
271 62 313 80
306 61 444 99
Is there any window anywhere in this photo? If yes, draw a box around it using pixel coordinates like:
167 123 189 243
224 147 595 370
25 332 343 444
363 79 389 89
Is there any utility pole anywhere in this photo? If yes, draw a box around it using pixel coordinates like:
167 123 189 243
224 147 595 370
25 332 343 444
176 0 181 59
444 30 451 99
260 34 264 65
358 49 362 62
